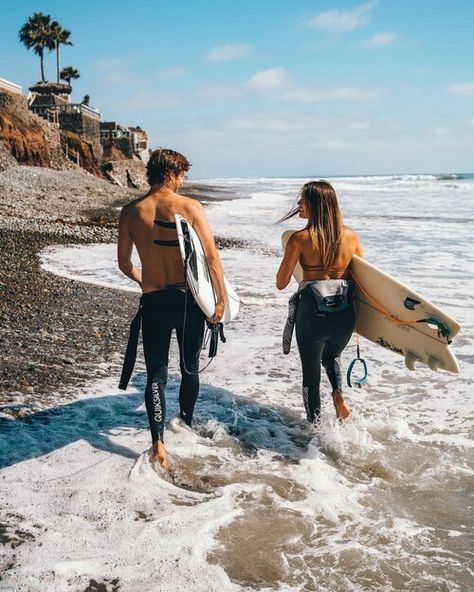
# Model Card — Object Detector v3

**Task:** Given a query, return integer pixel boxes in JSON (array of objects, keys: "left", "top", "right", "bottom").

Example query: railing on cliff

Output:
[
  {"left": 0, "top": 78, "right": 22, "bottom": 95},
  {"left": 30, "top": 103, "right": 102, "bottom": 121}
]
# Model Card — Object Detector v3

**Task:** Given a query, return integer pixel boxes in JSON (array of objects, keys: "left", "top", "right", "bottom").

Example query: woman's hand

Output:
[{"left": 208, "top": 301, "right": 225, "bottom": 324}]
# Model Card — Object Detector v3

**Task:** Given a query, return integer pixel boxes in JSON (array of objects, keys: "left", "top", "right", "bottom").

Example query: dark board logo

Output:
[{"left": 376, "top": 338, "right": 403, "bottom": 355}]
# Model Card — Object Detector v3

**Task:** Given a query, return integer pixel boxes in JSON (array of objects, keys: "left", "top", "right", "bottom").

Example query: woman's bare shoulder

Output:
[
  {"left": 344, "top": 225, "right": 363, "bottom": 255},
  {"left": 344, "top": 226, "right": 360, "bottom": 241},
  {"left": 289, "top": 228, "right": 308, "bottom": 243}
]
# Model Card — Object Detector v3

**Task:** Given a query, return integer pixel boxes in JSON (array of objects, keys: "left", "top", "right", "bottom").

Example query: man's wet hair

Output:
[{"left": 146, "top": 148, "right": 191, "bottom": 186}]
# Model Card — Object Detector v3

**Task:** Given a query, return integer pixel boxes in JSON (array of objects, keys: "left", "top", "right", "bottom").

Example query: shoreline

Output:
[
  {"left": 0, "top": 166, "right": 140, "bottom": 411},
  {"left": 0, "top": 165, "right": 243, "bottom": 412}
]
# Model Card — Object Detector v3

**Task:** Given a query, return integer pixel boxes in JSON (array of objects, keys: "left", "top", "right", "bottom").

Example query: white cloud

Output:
[
  {"left": 183, "top": 111, "right": 355, "bottom": 143},
  {"left": 284, "top": 86, "right": 383, "bottom": 103},
  {"left": 158, "top": 67, "right": 186, "bottom": 80},
  {"left": 194, "top": 83, "right": 243, "bottom": 102},
  {"left": 448, "top": 82, "right": 474, "bottom": 96},
  {"left": 227, "top": 112, "right": 368, "bottom": 138},
  {"left": 245, "top": 68, "right": 290, "bottom": 91},
  {"left": 365, "top": 32, "right": 398, "bottom": 48},
  {"left": 90, "top": 57, "right": 137, "bottom": 86},
  {"left": 101, "top": 72, "right": 132, "bottom": 86},
  {"left": 206, "top": 43, "right": 253, "bottom": 62},
  {"left": 106, "top": 91, "right": 187, "bottom": 111},
  {"left": 92, "top": 57, "right": 129, "bottom": 70},
  {"left": 308, "top": 1, "right": 377, "bottom": 32},
  {"left": 228, "top": 112, "right": 313, "bottom": 133},
  {"left": 348, "top": 121, "right": 370, "bottom": 130},
  {"left": 193, "top": 76, "right": 382, "bottom": 106}
]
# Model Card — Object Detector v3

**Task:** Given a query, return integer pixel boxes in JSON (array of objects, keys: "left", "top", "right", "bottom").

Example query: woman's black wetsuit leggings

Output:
[
  {"left": 295, "top": 289, "right": 355, "bottom": 422},
  {"left": 141, "top": 289, "right": 205, "bottom": 444}
]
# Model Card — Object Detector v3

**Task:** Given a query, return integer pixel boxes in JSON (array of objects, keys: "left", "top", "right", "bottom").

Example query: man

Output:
[{"left": 117, "top": 148, "right": 225, "bottom": 467}]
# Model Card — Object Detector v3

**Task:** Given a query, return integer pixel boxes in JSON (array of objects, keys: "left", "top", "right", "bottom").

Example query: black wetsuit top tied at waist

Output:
[{"left": 118, "top": 302, "right": 143, "bottom": 390}]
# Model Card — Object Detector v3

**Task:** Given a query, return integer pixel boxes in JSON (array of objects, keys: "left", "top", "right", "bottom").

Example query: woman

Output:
[{"left": 276, "top": 181, "right": 363, "bottom": 423}]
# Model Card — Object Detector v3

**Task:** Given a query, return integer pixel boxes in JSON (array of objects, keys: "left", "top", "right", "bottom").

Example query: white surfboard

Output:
[
  {"left": 281, "top": 230, "right": 461, "bottom": 374},
  {"left": 175, "top": 214, "right": 240, "bottom": 323}
]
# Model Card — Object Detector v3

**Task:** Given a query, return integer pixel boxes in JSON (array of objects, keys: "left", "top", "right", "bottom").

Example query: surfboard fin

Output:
[
  {"left": 427, "top": 356, "right": 441, "bottom": 371},
  {"left": 404, "top": 351, "right": 420, "bottom": 371}
]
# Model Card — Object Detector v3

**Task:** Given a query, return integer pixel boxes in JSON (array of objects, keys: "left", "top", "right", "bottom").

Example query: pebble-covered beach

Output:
[
  {"left": 0, "top": 166, "right": 141, "bottom": 412},
  {"left": 0, "top": 165, "right": 244, "bottom": 414}
]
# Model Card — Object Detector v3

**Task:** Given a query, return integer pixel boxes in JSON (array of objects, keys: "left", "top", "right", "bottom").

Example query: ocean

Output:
[{"left": 2, "top": 174, "right": 473, "bottom": 591}]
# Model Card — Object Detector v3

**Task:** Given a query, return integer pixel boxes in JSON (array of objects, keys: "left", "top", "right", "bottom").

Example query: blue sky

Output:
[{"left": 1, "top": 0, "right": 473, "bottom": 177}]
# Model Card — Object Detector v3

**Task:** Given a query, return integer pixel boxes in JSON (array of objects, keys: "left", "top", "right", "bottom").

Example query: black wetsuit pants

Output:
[
  {"left": 141, "top": 289, "right": 205, "bottom": 443},
  {"left": 295, "top": 289, "right": 355, "bottom": 422}
]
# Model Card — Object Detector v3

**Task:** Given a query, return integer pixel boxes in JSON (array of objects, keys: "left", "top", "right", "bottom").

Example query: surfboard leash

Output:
[
  {"left": 347, "top": 333, "right": 368, "bottom": 388},
  {"left": 181, "top": 250, "right": 226, "bottom": 376}
]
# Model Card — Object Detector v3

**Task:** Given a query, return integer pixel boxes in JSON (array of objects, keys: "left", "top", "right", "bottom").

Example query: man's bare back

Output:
[
  {"left": 119, "top": 188, "right": 201, "bottom": 293},
  {"left": 118, "top": 179, "right": 226, "bottom": 321}
]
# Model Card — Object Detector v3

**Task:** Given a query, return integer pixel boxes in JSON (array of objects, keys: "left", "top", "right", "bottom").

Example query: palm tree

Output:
[
  {"left": 60, "top": 66, "right": 80, "bottom": 87},
  {"left": 50, "top": 21, "right": 72, "bottom": 84},
  {"left": 18, "top": 12, "right": 55, "bottom": 82}
]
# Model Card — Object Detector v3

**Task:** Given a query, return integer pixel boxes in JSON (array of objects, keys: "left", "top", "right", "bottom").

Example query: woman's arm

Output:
[
  {"left": 345, "top": 226, "right": 363, "bottom": 258},
  {"left": 353, "top": 230, "right": 363, "bottom": 257},
  {"left": 276, "top": 233, "right": 301, "bottom": 290}
]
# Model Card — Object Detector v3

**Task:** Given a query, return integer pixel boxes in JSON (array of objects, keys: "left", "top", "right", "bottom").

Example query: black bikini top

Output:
[{"left": 153, "top": 219, "right": 179, "bottom": 247}]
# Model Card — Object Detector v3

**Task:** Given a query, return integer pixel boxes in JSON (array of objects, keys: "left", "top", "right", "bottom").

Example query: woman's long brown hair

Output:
[{"left": 279, "top": 180, "right": 344, "bottom": 270}]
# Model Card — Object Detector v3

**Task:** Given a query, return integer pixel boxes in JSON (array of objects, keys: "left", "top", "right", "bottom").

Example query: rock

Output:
[
  {"left": 0, "top": 140, "right": 18, "bottom": 171},
  {"left": 102, "top": 159, "right": 148, "bottom": 189}
]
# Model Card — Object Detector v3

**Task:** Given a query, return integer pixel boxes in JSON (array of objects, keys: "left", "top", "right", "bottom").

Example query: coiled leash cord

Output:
[
  {"left": 181, "top": 252, "right": 226, "bottom": 376},
  {"left": 347, "top": 333, "right": 368, "bottom": 388}
]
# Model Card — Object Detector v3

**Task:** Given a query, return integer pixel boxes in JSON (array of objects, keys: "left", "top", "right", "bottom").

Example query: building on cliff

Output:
[
  {"left": 1, "top": 77, "right": 150, "bottom": 187},
  {"left": 28, "top": 82, "right": 102, "bottom": 152},
  {"left": 100, "top": 122, "right": 149, "bottom": 163},
  {"left": 28, "top": 86, "right": 149, "bottom": 164}
]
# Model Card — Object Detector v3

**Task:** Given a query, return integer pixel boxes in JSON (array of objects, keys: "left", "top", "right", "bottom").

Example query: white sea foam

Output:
[{"left": 3, "top": 174, "right": 473, "bottom": 591}]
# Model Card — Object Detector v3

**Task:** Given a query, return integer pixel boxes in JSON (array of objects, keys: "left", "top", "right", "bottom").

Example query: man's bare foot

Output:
[
  {"left": 333, "top": 390, "right": 351, "bottom": 420},
  {"left": 153, "top": 440, "right": 167, "bottom": 467}
]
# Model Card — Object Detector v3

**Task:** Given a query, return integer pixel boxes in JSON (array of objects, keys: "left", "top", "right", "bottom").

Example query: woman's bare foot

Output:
[
  {"left": 333, "top": 390, "right": 351, "bottom": 420},
  {"left": 153, "top": 440, "right": 167, "bottom": 467}
]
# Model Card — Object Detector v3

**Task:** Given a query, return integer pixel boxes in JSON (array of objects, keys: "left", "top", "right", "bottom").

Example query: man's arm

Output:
[
  {"left": 190, "top": 202, "right": 225, "bottom": 323},
  {"left": 117, "top": 207, "right": 142, "bottom": 286}
]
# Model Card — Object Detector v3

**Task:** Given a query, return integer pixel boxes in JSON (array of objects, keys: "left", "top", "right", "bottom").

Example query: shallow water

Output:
[{"left": 2, "top": 174, "right": 473, "bottom": 591}]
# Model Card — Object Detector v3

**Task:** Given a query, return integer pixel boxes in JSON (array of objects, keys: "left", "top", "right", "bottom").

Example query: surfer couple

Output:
[{"left": 118, "top": 148, "right": 362, "bottom": 467}]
